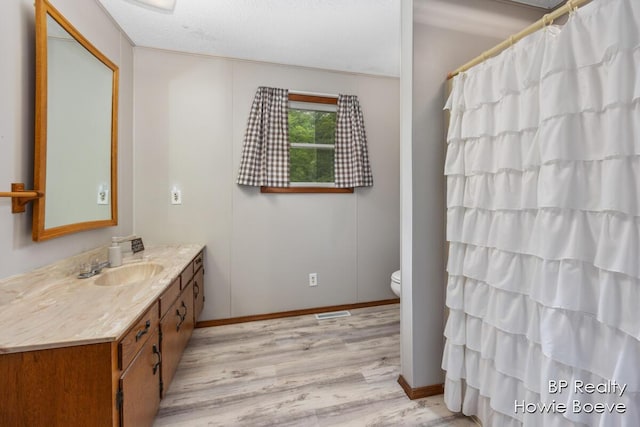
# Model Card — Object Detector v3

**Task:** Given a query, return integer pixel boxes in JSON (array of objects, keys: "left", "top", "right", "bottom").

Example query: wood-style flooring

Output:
[{"left": 154, "top": 304, "right": 476, "bottom": 426}]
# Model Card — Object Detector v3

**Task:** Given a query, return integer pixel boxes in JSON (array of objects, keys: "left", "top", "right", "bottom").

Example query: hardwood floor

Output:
[{"left": 154, "top": 304, "right": 476, "bottom": 426}]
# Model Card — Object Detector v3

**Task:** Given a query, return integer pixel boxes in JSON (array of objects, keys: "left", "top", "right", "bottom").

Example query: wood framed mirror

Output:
[{"left": 33, "top": 0, "right": 118, "bottom": 241}]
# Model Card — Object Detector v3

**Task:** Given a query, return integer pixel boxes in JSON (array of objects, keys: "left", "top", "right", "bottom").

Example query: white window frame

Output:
[{"left": 288, "top": 100, "right": 337, "bottom": 187}]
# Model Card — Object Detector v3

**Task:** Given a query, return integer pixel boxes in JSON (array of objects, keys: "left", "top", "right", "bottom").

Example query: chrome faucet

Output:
[{"left": 78, "top": 260, "right": 110, "bottom": 279}]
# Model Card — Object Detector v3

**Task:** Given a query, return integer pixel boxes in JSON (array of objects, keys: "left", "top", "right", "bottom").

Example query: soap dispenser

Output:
[{"left": 108, "top": 238, "right": 122, "bottom": 267}]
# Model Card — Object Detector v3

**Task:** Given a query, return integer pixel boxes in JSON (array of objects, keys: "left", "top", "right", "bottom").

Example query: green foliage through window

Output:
[
  {"left": 289, "top": 108, "right": 336, "bottom": 183},
  {"left": 290, "top": 147, "right": 334, "bottom": 183}
]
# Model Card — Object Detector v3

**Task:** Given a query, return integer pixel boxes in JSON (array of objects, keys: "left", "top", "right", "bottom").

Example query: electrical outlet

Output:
[
  {"left": 171, "top": 187, "right": 182, "bottom": 205},
  {"left": 97, "top": 188, "right": 109, "bottom": 205},
  {"left": 309, "top": 273, "right": 318, "bottom": 287}
]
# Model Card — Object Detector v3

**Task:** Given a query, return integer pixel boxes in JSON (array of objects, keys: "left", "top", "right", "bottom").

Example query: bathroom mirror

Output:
[{"left": 32, "top": 0, "right": 118, "bottom": 241}]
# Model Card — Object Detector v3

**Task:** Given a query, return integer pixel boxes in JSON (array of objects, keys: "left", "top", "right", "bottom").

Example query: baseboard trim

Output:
[
  {"left": 397, "top": 375, "right": 444, "bottom": 400},
  {"left": 196, "top": 298, "right": 400, "bottom": 328}
]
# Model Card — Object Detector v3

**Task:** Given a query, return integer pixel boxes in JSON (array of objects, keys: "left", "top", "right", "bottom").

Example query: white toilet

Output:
[{"left": 390, "top": 270, "right": 401, "bottom": 297}]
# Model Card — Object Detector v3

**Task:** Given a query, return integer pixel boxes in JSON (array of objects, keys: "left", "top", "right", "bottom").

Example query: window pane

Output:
[
  {"left": 290, "top": 147, "right": 334, "bottom": 183},
  {"left": 288, "top": 109, "right": 336, "bottom": 145}
]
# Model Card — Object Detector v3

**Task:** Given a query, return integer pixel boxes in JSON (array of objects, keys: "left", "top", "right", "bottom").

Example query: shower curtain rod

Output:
[{"left": 446, "top": 0, "right": 591, "bottom": 80}]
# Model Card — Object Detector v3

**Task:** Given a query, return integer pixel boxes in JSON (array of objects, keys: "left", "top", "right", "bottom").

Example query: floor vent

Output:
[{"left": 315, "top": 310, "right": 351, "bottom": 320}]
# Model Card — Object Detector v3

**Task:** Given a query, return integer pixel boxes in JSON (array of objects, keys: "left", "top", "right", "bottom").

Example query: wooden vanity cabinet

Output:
[
  {"left": 0, "top": 341, "right": 117, "bottom": 426},
  {"left": 0, "top": 250, "right": 205, "bottom": 427},
  {"left": 160, "top": 280, "right": 194, "bottom": 397},
  {"left": 0, "top": 303, "right": 160, "bottom": 427},
  {"left": 158, "top": 250, "right": 204, "bottom": 397}
]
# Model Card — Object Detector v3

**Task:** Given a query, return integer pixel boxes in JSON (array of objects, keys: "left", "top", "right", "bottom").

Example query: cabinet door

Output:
[
  {"left": 119, "top": 329, "right": 161, "bottom": 427},
  {"left": 160, "top": 281, "right": 195, "bottom": 397},
  {"left": 193, "top": 266, "right": 204, "bottom": 322}
]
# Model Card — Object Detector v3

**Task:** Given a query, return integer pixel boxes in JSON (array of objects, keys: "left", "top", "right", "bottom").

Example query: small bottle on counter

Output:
[{"left": 108, "top": 239, "right": 122, "bottom": 267}]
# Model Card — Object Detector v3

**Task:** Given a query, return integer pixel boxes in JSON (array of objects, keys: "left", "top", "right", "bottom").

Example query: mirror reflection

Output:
[
  {"left": 45, "top": 15, "right": 113, "bottom": 229},
  {"left": 33, "top": 0, "right": 119, "bottom": 241}
]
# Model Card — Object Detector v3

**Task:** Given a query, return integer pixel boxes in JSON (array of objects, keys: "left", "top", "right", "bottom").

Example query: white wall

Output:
[
  {"left": 133, "top": 49, "right": 400, "bottom": 320},
  {"left": 0, "top": 0, "right": 134, "bottom": 278},
  {"left": 401, "top": 0, "right": 543, "bottom": 389}
]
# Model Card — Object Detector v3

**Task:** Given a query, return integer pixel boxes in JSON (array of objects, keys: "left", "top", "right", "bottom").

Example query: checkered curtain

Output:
[
  {"left": 335, "top": 95, "right": 373, "bottom": 188},
  {"left": 237, "top": 87, "right": 290, "bottom": 187}
]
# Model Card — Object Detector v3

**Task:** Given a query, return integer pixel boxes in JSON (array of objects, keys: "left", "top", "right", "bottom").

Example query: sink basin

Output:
[{"left": 93, "top": 263, "right": 164, "bottom": 286}]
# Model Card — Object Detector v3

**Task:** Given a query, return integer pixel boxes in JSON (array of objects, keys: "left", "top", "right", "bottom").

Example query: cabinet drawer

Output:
[
  {"left": 159, "top": 277, "right": 181, "bottom": 318},
  {"left": 119, "top": 301, "right": 159, "bottom": 370}
]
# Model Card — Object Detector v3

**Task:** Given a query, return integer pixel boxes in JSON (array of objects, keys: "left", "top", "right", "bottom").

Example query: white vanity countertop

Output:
[{"left": 0, "top": 244, "right": 204, "bottom": 354}]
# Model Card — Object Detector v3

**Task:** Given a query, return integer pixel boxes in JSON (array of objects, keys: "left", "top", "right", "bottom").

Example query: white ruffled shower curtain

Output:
[{"left": 442, "top": 0, "right": 640, "bottom": 425}]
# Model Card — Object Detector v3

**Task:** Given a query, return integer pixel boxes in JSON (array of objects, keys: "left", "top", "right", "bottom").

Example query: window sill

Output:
[{"left": 260, "top": 186, "right": 353, "bottom": 194}]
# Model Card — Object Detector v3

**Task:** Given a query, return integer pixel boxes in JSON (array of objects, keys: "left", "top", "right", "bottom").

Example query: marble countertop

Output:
[{"left": 0, "top": 244, "right": 204, "bottom": 354}]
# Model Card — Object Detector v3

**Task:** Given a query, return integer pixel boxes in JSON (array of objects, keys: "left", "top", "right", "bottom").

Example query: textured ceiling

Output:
[{"left": 97, "top": 0, "right": 401, "bottom": 77}]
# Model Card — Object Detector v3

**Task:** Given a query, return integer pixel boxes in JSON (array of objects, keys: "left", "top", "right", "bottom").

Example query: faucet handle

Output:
[{"left": 79, "top": 262, "right": 92, "bottom": 275}]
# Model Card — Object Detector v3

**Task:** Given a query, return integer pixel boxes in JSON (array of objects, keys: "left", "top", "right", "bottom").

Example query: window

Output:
[
  {"left": 260, "top": 93, "right": 353, "bottom": 194},
  {"left": 289, "top": 99, "right": 336, "bottom": 184}
]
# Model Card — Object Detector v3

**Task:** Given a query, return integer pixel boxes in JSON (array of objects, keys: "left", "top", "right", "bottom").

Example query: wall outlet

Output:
[
  {"left": 171, "top": 188, "right": 182, "bottom": 205},
  {"left": 97, "top": 188, "right": 109, "bottom": 205},
  {"left": 309, "top": 273, "right": 318, "bottom": 287}
]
